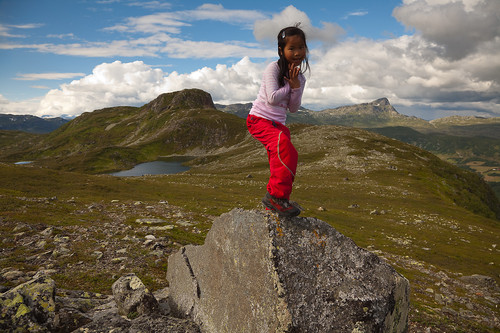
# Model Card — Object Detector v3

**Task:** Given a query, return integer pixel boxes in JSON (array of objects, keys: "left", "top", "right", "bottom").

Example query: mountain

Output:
[
  {"left": 0, "top": 114, "right": 69, "bottom": 133},
  {"left": 216, "top": 97, "right": 431, "bottom": 128},
  {"left": 4, "top": 89, "right": 246, "bottom": 173}
]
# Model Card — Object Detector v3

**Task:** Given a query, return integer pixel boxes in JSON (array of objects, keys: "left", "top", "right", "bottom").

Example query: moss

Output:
[{"left": 15, "top": 304, "right": 30, "bottom": 318}]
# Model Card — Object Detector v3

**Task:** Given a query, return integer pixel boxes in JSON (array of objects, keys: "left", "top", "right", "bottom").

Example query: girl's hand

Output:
[{"left": 284, "top": 63, "right": 301, "bottom": 89}]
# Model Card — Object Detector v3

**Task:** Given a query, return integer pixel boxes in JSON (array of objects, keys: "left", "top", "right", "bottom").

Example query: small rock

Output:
[
  {"left": 36, "top": 240, "right": 47, "bottom": 248},
  {"left": 40, "top": 227, "right": 54, "bottom": 237},
  {"left": 150, "top": 225, "right": 175, "bottom": 231},
  {"left": 116, "top": 248, "right": 128, "bottom": 255},
  {"left": 112, "top": 273, "right": 159, "bottom": 317},
  {"left": 2, "top": 270, "right": 25, "bottom": 281},
  {"left": 246, "top": 174, "right": 253, "bottom": 178},
  {"left": 135, "top": 218, "right": 167, "bottom": 225},
  {"left": 370, "top": 209, "right": 381, "bottom": 215},
  {"left": 459, "top": 274, "right": 497, "bottom": 289},
  {"left": 92, "top": 251, "right": 103, "bottom": 260},
  {"left": 145, "top": 235, "right": 156, "bottom": 240},
  {"left": 348, "top": 204, "right": 360, "bottom": 209},
  {"left": 317, "top": 206, "right": 326, "bottom": 212},
  {"left": 177, "top": 221, "right": 194, "bottom": 227},
  {"left": 112, "top": 257, "right": 128, "bottom": 264}
]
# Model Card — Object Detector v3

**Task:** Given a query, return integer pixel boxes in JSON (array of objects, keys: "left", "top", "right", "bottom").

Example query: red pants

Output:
[{"left": 247, "top": 115, "right": 298, "bottom": 200}]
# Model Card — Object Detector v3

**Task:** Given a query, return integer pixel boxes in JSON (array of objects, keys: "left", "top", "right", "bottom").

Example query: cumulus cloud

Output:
[
  {"left": 304, "top": 34, "right": 499, "bottom": 117},
  {"left": 30, "top": 59, "right": 264, "bottom": 117},
  {"left": 0, "top": 94, "right": 42, "bottom": 116},
  {"left": 254, "top": 5, "right": 344, "bottom": 45},
  {"left": 393, "top": 0, "right": 500, "bottom": 59}
]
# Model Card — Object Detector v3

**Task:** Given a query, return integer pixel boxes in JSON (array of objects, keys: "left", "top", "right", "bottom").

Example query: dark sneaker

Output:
[{"left": 262, "top": 192, "right": 301, "bottom": 217}]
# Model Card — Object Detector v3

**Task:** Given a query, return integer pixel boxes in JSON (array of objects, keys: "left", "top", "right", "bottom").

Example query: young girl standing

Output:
[{"left": 247, "top": 25, "right": 309, "bottom": 217}]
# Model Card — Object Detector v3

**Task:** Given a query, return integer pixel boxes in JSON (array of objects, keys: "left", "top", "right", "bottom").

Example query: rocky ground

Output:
[
  {"left": 1, "top": 195, "right": 498, "bottom": 332},
  {"left": 0, "top": 195, "right": 213, "bottom": 293}
]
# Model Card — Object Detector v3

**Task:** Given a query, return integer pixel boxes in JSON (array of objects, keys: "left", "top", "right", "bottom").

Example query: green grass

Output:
[{"left": 1, "top": 121, "right": 499, "bottom": 331}]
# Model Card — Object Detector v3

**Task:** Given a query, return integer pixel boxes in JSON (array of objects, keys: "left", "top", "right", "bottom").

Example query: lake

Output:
[{"left": 110, "top": 160, "right": 190, "bottom": 177}]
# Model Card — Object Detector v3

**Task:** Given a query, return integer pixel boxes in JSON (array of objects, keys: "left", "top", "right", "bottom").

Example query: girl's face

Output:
[{"left": 281, "top": 35, "right": 306, "bottom": 67}]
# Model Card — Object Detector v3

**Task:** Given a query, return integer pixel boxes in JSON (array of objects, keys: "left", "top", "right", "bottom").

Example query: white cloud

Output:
[
  {"left": 181, "top": 4, "right": 266, "bottom": 27},
  {"left": 253, "top": 5, "right": 344, "bottom": 45},
  {"left": 14, "top": 72, "right": 85, "bottom": 81},
  {"left": 31, "top": 59, "right": 264, "bottom": 117},
  {"left": 104, "top": 13, "right": 188, "bottom": 34},
  {"left": 304, "top": 34, "right": 499, "bottom": 116},
  {"left": 46, "top": 33, "right": 76, "bottom": 39},
  {"left": 3, "top": 33, "right": 499, "bottom": 119},
  {"left": 0, "top": 23, "right": 43, "bottom": 38},
  {"left": 128, "top": 1, "right": 172, "bottom": 10},
  {"left": 104, "top": 4, "right": 266, "bottom": 34},
  {"left": 1, "top": 33, "right": 272, "bottom": 60},
  {"left": 0, "top": 94, "right": 42, "bottom": 116},
  {"left": 393, "top": 0, "right": 500, "bottom": 59},
  {"left": 342, "top": 11, "right": 369, "bottom": 19}
]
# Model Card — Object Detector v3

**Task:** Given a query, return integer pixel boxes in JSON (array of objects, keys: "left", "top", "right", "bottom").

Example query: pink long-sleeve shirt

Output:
[{"left": 249, "top": 61, "right": 306, "bottom": 125}]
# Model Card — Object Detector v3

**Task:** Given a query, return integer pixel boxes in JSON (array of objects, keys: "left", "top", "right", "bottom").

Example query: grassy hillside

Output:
[
  {"left": 1, "top": 89, "right": 246, "bottom": 173},
  {"left": 1, "top": 125, "right": 499, "bottom": 331},
  {"left": 1, "top": 91, "right": 499, "bottom": 332}
]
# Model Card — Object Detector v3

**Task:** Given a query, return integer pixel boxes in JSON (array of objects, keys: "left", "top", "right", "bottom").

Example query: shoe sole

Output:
[{"left": 262, "top": 200, "right": 300, "bottom": 218}]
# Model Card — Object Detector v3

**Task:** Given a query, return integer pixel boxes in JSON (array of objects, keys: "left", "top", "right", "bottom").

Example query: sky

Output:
[{"left": 0, "top": 0, "right": 499, "bottom": 120}]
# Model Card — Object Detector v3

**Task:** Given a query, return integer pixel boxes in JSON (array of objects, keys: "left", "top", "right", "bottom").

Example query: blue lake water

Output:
[{"left": 110, "top": 160, "right": 190, "bottom": 177}]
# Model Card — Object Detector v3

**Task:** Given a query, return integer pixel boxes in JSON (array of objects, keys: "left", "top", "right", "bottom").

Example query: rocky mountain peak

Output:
[
  {"left": 372, "top": 97, "right": 390, "bottom": 106},
  {"left": 145, "top": 89, "right": 215, "bottom": 114}
]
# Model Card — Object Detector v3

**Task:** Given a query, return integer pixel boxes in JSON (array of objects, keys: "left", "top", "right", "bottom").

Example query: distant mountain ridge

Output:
[
  {"left": 0, "top": 114, "right": 69, "bottom": 133},
  {"left": 217, "top": 98, "right": 500, "bottom": 137}
]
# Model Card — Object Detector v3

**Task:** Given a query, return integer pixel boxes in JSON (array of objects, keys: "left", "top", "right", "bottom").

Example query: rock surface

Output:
[
  {"left": 0, "top": 272, "right": 56, "bottom": 332},
  {"left": 167, "top": 208, "right": 410, "bottom": 333},
  {"left": 112, "top": 273, "right": 159, "bottom": 317}
]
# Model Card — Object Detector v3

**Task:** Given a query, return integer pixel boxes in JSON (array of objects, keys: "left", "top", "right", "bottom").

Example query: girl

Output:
[{"left": 246, "top": 25, "right": 309, "bottom": 217}]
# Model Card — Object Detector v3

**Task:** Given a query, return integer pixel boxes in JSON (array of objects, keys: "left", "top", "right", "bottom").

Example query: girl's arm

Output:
[{"left": 263, "top": 63, "right": 291, "bottom": 106}]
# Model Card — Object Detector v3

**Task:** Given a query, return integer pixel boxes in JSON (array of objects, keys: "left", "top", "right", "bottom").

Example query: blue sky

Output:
[{"left": 0, "top": 0, "right": 499, "bottom": 119}]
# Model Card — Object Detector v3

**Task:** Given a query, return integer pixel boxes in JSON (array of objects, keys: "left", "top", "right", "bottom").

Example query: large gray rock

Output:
[
  {"left": 167, "top": 209, "right": 409, "bottom": 333},
  {"left": 0, "top": 273, "right": 56, "bottom": 332}
]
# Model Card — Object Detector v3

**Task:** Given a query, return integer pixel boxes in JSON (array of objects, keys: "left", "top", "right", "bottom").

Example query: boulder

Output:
[
  {"left": 167, "top": 208, "right": 409, "bottom": 333},
  {"left": 111, "top": 273, "right": 159, "bottom": 317},
  {"left": 0, "top": 273, "right": 56, "bottom": 332}
]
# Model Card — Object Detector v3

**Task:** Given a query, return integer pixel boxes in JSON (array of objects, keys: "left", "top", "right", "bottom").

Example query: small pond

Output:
[{"left": 110, "top": 159, "right": 191, "bottom": 177}]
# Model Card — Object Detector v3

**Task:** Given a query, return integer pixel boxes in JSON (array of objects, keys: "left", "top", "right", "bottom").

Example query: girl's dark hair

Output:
[{"left": 277, "top": 24, "right": 310, "bottom": 87}]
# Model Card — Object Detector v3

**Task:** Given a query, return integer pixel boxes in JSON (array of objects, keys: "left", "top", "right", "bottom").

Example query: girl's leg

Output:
[{"left": 246, "top": 116, "right": 298, "bottom": 199}]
